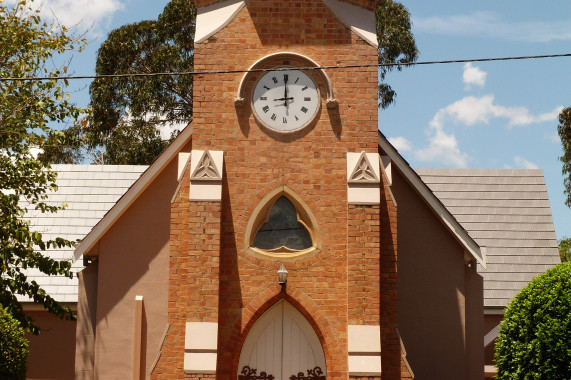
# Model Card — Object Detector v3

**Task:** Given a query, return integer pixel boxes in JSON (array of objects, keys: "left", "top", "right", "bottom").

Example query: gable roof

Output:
[
  {"left": 416, "top": 169, "right": 560, "bottom": 308},
  {"left": 21, "top": 164, "right": 146, "bottom": 303},
  {"left": 378, "top": 133, "right": 486, "bottom": 267},
  {"left": 73, "top": 124, "right": 193, "bottom": 261}
]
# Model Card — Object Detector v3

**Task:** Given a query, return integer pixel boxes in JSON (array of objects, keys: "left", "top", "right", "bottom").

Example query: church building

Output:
[{"left": 72, "top": 1, "right": 487, "bottom": 379}]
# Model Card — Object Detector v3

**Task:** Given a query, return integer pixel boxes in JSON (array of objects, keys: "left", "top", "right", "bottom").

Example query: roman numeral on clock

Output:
[
  {"left": 264, "top": 85, "right": 270, "bottom": 90},
  {"left": 262, "top": 105, "right": 270, "bottom": 113},
  {"left": 304, "top": 97, "right": 311, "bottom": 101},
  {"left": 302, "top": 86, "right": 308, "bottom": 91},
  {"left": 283, "top": 117, "right": 287, "bottom": 124},
  {"left": 272, "top": 77, "right": 278, "bottom": 84},
  {"left": 260, "top": 97, "right": 267, "bottom": 101},
  {"left": 271, "top": 114, "right": 277, "bottom": 121},
  {"left": 301, "top": 106, "right": 308, "bottom": 113}
]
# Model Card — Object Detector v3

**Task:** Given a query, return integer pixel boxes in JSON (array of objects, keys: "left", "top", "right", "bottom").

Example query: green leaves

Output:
[
  {"left": 558, "top": 237, "right": 571, "bottom": 263},
  {"left": 558, "top": 107, "right": 571, "bottom": 207},
  {"left": 496, "top": 262, "right": 571, "bottom": 379},
  {"left": 83, "top": 0, "right": 195, "bottom": 165},
  {"left": 376, "top": 0, "right": 418, "bottom": 109},
  {"left": 0, "top": 306, "right": 28, "bottom": 379},
  {"left": 1, "top": 0, "right": 81, "bottom": 333}
]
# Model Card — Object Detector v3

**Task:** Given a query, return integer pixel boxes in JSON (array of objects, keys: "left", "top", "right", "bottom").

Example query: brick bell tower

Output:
[{"left": 152, "top": 0, "right": 406, "bottom": 379}]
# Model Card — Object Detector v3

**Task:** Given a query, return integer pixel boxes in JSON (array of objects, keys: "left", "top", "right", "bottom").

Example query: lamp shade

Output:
[{"left": 277, "top": 263, "right": 288, "bottom": 285}]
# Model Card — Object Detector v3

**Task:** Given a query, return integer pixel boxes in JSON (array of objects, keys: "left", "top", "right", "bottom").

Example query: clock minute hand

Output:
[{"left": 273, "top": 97, "right": 294, "bottom": 101}]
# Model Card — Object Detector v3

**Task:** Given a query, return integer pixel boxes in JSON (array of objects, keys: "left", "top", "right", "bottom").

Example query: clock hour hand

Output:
[
  {"left": 273, "top": 97, "right": 294, "bottom": 102},
  {"left": 284, "top": 74, "right": 288, "bottom": 102}
]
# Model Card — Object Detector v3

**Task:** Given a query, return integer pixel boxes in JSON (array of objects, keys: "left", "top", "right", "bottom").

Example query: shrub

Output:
[
  {"left": 496, "top": 261, "right": 571, "bottom": 379},
  {"left": 0, "top": 307, "right": 28, "bottom": 380}
]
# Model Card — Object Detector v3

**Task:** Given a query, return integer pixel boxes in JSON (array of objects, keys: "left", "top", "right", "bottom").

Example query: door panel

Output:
[{"left": 238, "top": 301, "right": 326, "bottom": 380}]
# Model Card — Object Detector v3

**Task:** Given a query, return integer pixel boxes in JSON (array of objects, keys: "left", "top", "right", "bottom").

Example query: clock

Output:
[{"left": 252, "top": 69, "right": 320, "bottom": 132}]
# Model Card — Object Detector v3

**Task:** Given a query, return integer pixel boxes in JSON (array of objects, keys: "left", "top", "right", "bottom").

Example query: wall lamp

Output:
[{"left": 278, "top": 263, "right": 288, "bottom": 291}]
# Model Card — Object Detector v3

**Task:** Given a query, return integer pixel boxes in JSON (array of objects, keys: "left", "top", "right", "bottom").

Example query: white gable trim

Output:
[
  {"left": 195, "top": 0, "right": 246, "bottom": 44},
  {"left": 322, "top": 0, "right": 378, "bottom": 48},
  {"left": 74, "top": 124, "right": 193, "bottom": 261},
  {"left": 377, "top": 133, "right": 486, "bottom": 267}
]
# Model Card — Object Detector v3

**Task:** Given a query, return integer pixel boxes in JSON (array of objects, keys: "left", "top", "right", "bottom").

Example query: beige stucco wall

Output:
[
  {"left": 392, "top": 168, "right": 484, "bottom": 379},
  {"left": 465, "top": 265, "right": 484, "bottom": 380},
  {"left": 75, "top": 261, "right": 99, "bottom": 379},
  {"left": 81, "top": 157, "right": 180, "bottom": 379},
  {"left": 26, "top": 310, "right": 76, "bottom": 380}
]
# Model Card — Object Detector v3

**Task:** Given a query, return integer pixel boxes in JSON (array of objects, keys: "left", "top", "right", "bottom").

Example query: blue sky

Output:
[{"left": 24, "top": 0, "right": 571, "bottom": 239}]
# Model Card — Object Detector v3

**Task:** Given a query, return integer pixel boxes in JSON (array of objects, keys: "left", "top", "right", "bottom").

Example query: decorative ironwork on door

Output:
[
  {"left": 289, "top": 367, "right": 326, "bottom": 380},
  {"left": 239, "top": 366, "right": 275, "bottom": 380}
]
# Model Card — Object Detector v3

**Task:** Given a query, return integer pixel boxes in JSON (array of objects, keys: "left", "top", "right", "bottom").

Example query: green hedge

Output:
[
  {"left": 496, "top": 261, "right": 571, "bottom": 379},
  {"left": 0, "top": 307, "right": 28, "bottom": 380}
]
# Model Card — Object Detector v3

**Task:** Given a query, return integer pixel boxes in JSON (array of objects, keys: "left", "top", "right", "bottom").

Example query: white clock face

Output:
[{"left": 252, "top": 69, "right": 320, "bottom": 132}]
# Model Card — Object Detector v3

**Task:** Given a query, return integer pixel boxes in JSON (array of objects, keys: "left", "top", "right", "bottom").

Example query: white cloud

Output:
[
  {"left": 11, "top": 0, "right": 123, "bottom": 30},
  {"left": 513, "top": 156, "right": 539, "bottom": 169},
  {"left": 388, "top": 136, "right": 413, "bottom": 152},
  {"left": 550, "top": 132, "right": 561, "bottom": 144},
  {"left": 414, "top": 123, "right": 469, "bottom": 168},
  {"left": 430, "top": 95, "right": 562, "bottom": 129},
  {"left": 413, "top": 11, "right": 571, "bottom": 43},
  {"left": 463, "top": 63, "right": 487, "bottom": 88},
  {"left": 536, "top": 106, "right": 565, "bottom": 123},
  {"left": 413, "top": 96, "right": 561, "bottom": 167},
  {"left": 159, "top": 120, "right": 188, "bottom": 141}
]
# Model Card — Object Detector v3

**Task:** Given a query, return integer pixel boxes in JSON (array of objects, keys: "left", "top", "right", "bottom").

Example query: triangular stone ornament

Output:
[
  {"left": 190, "top": 149, "right": 222, "bottom": 181},
  {"left": 348, "top": 151, "right": 380, "bottom": 183}
]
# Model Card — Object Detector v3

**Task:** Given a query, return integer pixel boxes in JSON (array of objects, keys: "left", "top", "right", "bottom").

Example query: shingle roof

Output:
[
  {"left": 21, "top": 164, "right": 560, "bottom": 309},
  {"left": 416, "top": 169, "right": 560, "bottom": 308},
  {"left": 20, "top": 164, "right": 146, "bottom": 303}
]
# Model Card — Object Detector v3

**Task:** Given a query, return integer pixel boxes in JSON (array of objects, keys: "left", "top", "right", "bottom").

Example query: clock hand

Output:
[
  {"left": 273, "top": 97, "right": 294, "bottom": 101},
  {"left": 284, "top": 74, "right": 288, "bottom": 102}
]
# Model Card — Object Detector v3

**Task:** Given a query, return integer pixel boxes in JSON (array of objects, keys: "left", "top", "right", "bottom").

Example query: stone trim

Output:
[
  {"left": 189, "top": 149, "right": 224, "bottom": 201},
  {"left": 183, "top": 313, "right": 219, "bottom": 374},
  {"left": 195, "top": 0, "right": 246, "bottom": 44},
  {"left": 348, "top": 325, "right": 382, "bottom": 376},
  {"left": 347, "top": 152, "right": 381, "bottom": 205}
]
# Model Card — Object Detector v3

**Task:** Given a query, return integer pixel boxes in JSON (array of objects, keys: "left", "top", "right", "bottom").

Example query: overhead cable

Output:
[{"left": 1, "top": 53, "right": 570, "bottom": 82}]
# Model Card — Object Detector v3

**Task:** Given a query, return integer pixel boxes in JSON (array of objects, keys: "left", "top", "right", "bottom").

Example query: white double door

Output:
[{"left": 238, "top": 301, "right": 326, "bottom": 379}]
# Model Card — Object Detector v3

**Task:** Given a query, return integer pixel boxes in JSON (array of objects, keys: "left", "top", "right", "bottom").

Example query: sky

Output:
[{"left": 18, "top": 0, "right": 571, "bottom": 239}]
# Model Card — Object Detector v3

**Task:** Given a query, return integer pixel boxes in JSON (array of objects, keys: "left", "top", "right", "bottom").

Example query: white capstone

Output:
[
  {"left": 185, "top": 322, "right": 218, "bottom": 351},
  {"left": 348, "top": 355, "right": 382, "bottom": 376},
  {"left": 184, "top": 352, "right": 217, "bottom": 374},
  {"left": 348, "top": 325, "right": 381, "bottom": 353}
]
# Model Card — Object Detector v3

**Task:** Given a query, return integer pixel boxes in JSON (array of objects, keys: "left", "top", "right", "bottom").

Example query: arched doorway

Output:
[{"left": 238, "top": 301, "right": 326, "bottom": 379}]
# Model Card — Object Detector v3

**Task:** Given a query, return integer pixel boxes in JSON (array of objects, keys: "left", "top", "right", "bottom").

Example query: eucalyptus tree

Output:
[{"left": 57, "top": 0, "right": 416, "bottom": 165}]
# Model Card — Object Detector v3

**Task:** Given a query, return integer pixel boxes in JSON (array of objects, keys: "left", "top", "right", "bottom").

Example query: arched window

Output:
[
  {"left": 253, "top": 196, "right": 312, "bottom": 251},
  {"left": 245, "top": 187, "right": 321, "bottom": 260}
]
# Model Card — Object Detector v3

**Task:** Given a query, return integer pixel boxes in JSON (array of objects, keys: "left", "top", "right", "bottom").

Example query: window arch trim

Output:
[{"left": 244, "top": 186, "right": 322, "bottom": 261}]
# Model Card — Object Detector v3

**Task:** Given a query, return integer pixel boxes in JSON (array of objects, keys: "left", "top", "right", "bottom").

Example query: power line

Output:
[{"left": 1, "top": 53, "right": 570, "bottom": 82}]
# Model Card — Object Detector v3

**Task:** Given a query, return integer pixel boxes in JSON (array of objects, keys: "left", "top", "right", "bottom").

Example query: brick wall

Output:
[{"left": 155, "top": 1, "right": 406, "bottom": 378}]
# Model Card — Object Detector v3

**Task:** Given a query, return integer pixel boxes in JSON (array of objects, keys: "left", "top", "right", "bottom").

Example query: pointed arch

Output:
[
  {"left": 226, "top": 283, "right": 339, "bottom": 380},
  {"left": 237, "top": 300, "right": 326, "bottom": 380},
  {"left": 244, "top": 186, "right": 322, "bottom": 261}
]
